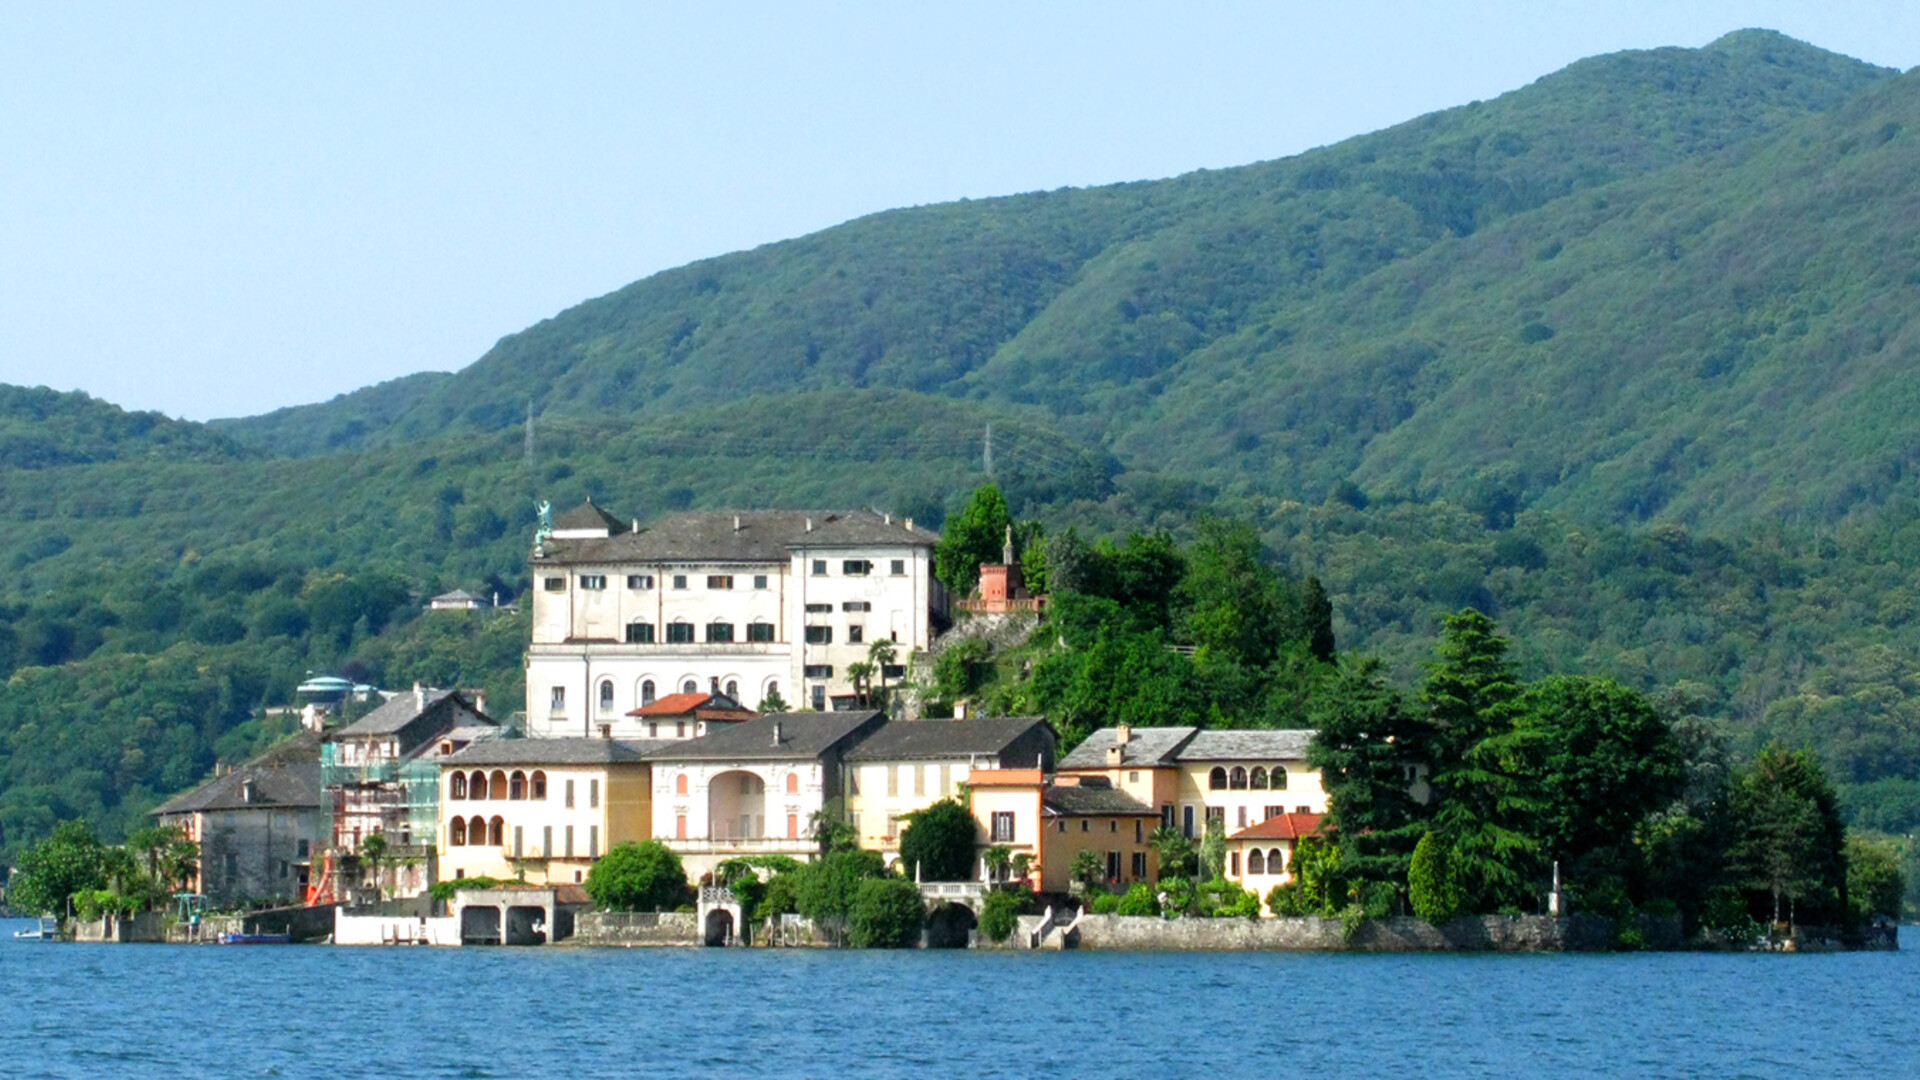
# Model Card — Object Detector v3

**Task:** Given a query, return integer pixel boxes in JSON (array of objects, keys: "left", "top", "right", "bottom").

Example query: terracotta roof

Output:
[
  {"left": 1228, "top": 812, "right": 1325, "bottom": 841},
  {"left": 537, "top": 509, "right": 937, "bottom": 565},
  {"left": 629, "top": 691, "right": 753, "bottom": 719}
]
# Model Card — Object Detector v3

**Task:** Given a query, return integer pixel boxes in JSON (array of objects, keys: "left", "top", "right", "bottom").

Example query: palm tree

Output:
[
  {"left": 1150, "top": 826, "right": 1194, "bottom": 881},
  {"left": 867, "top": 638, "right": 898, "bottom": 709},
  {"left": 359, "top": 833, "right": 389, "bottom": 902},
  {"left": 845, "top": 662, "right": 876, "bottom": 707},
  {"left": 1069, "top": 849, "right": 1107, "bottom": 895}
]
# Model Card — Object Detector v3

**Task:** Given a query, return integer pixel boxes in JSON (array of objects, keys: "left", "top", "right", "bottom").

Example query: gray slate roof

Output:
[
  {"left": 1176, "top": 729, "right": 1315, "bottom": 762},
  {"left": 445, "top": 737, "right": 655, "bottom": 766},
  {"left": 645, "top": 710, "right": 886, "bottom": 762},
  {"left": 538, "top": 510, "right": 937, "bottom": 565},
  {"left": 334, "top": 689, "right": 493, "bottom": 739},
  {"left": 554, "top": 500, "right": 629, "bottom": 533},
  {"left": 1057, "top": 726, "right": 1199, "bottom": 770},
  {"left": 152, "top": 733, "right": 324, "bottom": 815},
  {"left": 844, "top": 717, "right": 1052, "bottom": 763},
  {"left": 1043, "top": 785, "right": 1156, "bottom": 817}
]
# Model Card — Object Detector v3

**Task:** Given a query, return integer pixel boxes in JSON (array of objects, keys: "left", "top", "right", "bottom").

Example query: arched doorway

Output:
[
  {"left": 707, "top": 770, "right": 766, "bottom": 840},
  {"left": 703, "top": 908, "right": 734, "bottom": 947},
  {"left": 924, "top": 902, "right": 976, "bottom": 948}
]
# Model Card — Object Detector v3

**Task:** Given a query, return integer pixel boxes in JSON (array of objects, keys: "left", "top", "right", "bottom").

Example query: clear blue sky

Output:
[{"left": 3, "top": 2, "right": 1916, "bottom": 421}]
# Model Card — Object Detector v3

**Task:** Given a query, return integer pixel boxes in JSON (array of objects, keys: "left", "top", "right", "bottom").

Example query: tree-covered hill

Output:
[
  {"left": 214, "top": 30, "right": 1915, "bottom": 529},
  {"left": 0, "top": 386, "right": 242, "bottom": 470}
]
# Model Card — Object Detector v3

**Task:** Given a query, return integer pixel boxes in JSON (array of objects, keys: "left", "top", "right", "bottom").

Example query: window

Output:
[
  {"left": 676, "top": 720, "right": 686, "bottom": 737},
  {"left": 1135, "top": 820, "right": 1144, "bottom": 842},
  {"left": 788, "top": 814, "right": 798, "bottom": 839},
  {"left": 841, "top": 601, "right": 871, "bottom": 612},
  {"left": 1081, "top": 819, "right": 1090, "bottom": 832},
  {"left": 747, "top": 622, "right": 774, "bottom": 643},
  {"left": 804, "top": 664, "right": 833, "bottom": 679},
  {"left": 890, "top": 559, "right": 905, "bottom": 576},
  {"left": 1249, "top": 766, "right": 1269, "bottom": 790},
  {"left": 991, "top": 811, "right": 1016, "bottom": 842},
  {"left": 1230, "top": 766, "right": 1248, "bottom": 790},
  {"left": 811, "top": 685, "right": 826, "bottom": 710},
  {"left": 805, "top": 625, "right": 833, "bottom": 644},
  {"left": 1106, "top": 851, "right": 1121, "bottom": 881},
  {"left": 590, "top": 779, "right": 600, "bottom": 808},
  {"left": 753, "top": 574, "right": 769, "bottom": 589},
  {"left": 599, "top": 680, "right": 614, "bottom": 711},
  {"left": 726, "top": 680, "right": 738, "bottom": 699},
  {"left": 488, "top": 816, "right": 504, "bottom": 846},
  {"left": 672, "top": 574, "right": 688, "bottom": 590},
  {"left": 1182, "top": 805, "right": 1194, "bottom": 838},
  {"left": 707, "top": 575, "right": 734, "bottom": 590},
  {"left": 1272, "top": 768, "right": 1288, "bottom": 790},
  {"left": 641, "top": 680, "right": 656, "bottom": 706},
  {"left": 1248, "top": 849, "right": 1266, "bottom": 874},
  {"left": 1269, "top": 848, "right": 1284, "bottom": 873},
  {"left": 1230, "top": 851, "right": 1241, "bottom": 876},
  {"left": 565, "top": 780, "right": 575, "bottom": 808},
  {"left": 513, "top": 826, "right": 523, "bottom": 858},
  {"left": 531, "top": 771, "right": 547, "bottom": 800},
  {"left": 666, "top": 622, "right": 695, "bottom": 644},
  {"left": 1109, "top": 820, "right": 1118, "bottom": 833},
  {"left": 579, "top": 575, "right": 607, "bottom": 590},
  {"left": 675, "top": 774, "right": 688, "bottom": 795},
  {"left": 1057, "top": 820, "right": 1066, "bottom": 833},
  {"left": 887, "top": 766, "right": 899, "bottom": 797},
  {"left": 1236, "top": 806, "right": 1247, "bottom": 827},
  {"left": 848, "top": 625, "right": 864, "bottom": 644},
  {"left": 565, "top": 826, "right": 575, "bottom": 858},
  {"left": 805, "top": 602, "right": 832, "bottom": 613},
  {"left": 648, "top": 722, "right": 658, "bottom": 737},
  {"left": 627, "top": 574, "right": 654, "bottom": 590},
  {"left": 681, "top": 680, "right": 697, "bottom": 694},
  {"left": 1208, "top": 767, "right": 1227, "bottom": 790},
  {"left": 297, "top": 839, "right": 309, "bottom": 858},
  {"left": 1296, "top": 805, "right": 1310, "bottom": 814},
  {"left": 471, "top": 771, "right": 489, "bottom": 799},
  {"left": 1129, "top": 771, "right": 1140, "bottom": 783},
  {"left": 706, "top": 622, "right": 735, "bottom": 643},
  {"left": 450, "top": 818, "right": 467, "bottom": 845},
  {"left": 1206, "top": 806, "right": 1225, "bottom": 827},
  {"left": 1265, "top": 805, "right": 1283, "bottom": 821},
  {"left": 543, "top": 576, "right": 565, "bottom": 592},
  {"left": 1132, "top": 852, "right": 1148, "bottom": 878},
  {"left": 509, "top": 771, "right": 526, "bottom": 800},
  {"left": 882, "top": 664, "right": 905, "bottom": 679},
  {"left": 625, "top": 622, "right": 655, "bottom": 644},
  {"left": 842, "top": 560, "right": 871, "bottom": 576},
  {"left": 786, "top": 773, "right": 799, "bottom": 794},
  {"left": 589, "top": 826, "right": 599, "bottom": 858},
  {"left": 550, "top": 686, "right": 566, "bottom": 713},
  {"left": 811, "top": 559, "right": 827, "bottom": 576},
  {"left": 1161, "top": 804, "right": 1175, "bottom": 830},
  {"left": 912, "top": 765, "right": 925, "bottom": 797},
  {"left": 675, "top": 814, "right": 687, "bottom": 840},
  {"left": 763, "top": 681, "right": 780, "bottom": 707},
  {"left": 450, "top": 773, "right": 467, "bottom": 799},
  {"left": 543, "top": 826, "right": 552, "bottom": 859}
]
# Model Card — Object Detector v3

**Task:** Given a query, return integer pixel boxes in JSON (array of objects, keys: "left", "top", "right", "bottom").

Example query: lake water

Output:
[{"left": 3, "top": 918, "right": 1917, "bottom": 1079}]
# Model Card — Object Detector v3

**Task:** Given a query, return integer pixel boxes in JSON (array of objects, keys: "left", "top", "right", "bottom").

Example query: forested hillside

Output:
[{"left": 6, "top": 30, "right": 1920, "bottom": 865}]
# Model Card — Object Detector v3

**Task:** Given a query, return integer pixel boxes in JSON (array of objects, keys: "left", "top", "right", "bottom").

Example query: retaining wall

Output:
[
  {"left": 1068, "top": 914, "right": 1644, "bottom": 952},
  {"left": 571, "top": 911, "right": 700, "bottom": 947}
]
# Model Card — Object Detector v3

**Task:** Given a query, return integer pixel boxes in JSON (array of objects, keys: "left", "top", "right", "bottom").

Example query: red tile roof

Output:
[
  {"left": 1228, "top": 812, "right": 1325, "bottom": 841},
  {"left": 628, "top": 692, "right": 754, "bottom": 719}
]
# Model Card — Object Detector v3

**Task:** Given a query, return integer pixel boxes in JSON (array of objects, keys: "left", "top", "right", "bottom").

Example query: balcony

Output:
[{"left": 666, "top": 836, "right": 817, "bottom": 855}]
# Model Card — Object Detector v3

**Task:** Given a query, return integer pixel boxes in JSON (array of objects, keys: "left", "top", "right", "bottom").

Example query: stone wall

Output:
[
  {"left": 72, "top": 912, "right": 168, "bottom": 943},
  {"left": 1068, "top": 914, "right": 1632, "bottom": 952},
  {"left": 571, "top": 910, "right": 699, "bottom": 947}
]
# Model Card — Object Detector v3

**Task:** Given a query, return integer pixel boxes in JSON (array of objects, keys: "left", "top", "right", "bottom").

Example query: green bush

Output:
[
  {"left": 1090, "top": 892, "right": 1120, "bottom": 914},
  {"left": 584, "top": 841, "right": 690, "bottom": 912},
  {"left": 428, "top": 875, "right": 510, "bottom": 903},
  {"left": 978, "top": 888, "right": 1025, "bottom": 942},
  {"left": 847, "top": 877, "right": 925, "bottom": 948},
  {"left": 1116, "top": 882, "right": 1159, "bottom": 916},
  {"left": 898, "top": 799, "right": 978, "bottom": 882},
  {"left": 1408, "top": 831, "right": 1462, "bottom": 923}
]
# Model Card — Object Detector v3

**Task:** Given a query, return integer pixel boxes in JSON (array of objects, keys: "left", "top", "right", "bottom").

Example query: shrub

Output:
[
  {"left": 757, "top": 873, "right": 801, "bottom": 922},
  {"left": 1408, "top": 831, "right": 1462, "bottom": 923},
  {"left": 847, "top": 877, "right": 925, "bottom": 948},
  {"left": 428, "top": 876, "right": 510, "bottom": 903},
  {"left": 898, "top": 799, "right": 977, "bottom": 882},
  {"left": 584, "top": 841, "right": 690, "bottom": 912},
  {"left": 1090, "top": 892, "right": 1120, "bottom": 914},
  {"left": 1116, "top": 882, "right": 1159, "bottom": 916},
  {"left": 979, "top": 888, "right": 1025, "bottom": 942},
  {"left": 1158, "top": 875, "right": 1194, "bottom": 916}
]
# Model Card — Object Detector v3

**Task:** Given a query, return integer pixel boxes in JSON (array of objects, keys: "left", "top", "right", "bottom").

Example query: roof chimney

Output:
[
  {"left": 1116, "top": 724, "right": 1132, "bottom": 745},
  {"left": 241, "top": 779, "right": 257, "bottom": 804},
  {"left": 772, "top": 721, "right": 783, "bottom": 746},
  {"left": 734, "top": 515, "right": 741, "bottom": 532},
  {"left": 904, "top": 517, "right": 913, "bottom": 532},
  {"left": 883, "top": 512, "right": 891, "bottom": 525},
  {"left": 474, "top": 691, "right": 487, "bottom": 717},
  {"left": 414, "top": 682, "right": 426, "bottom": 711},
  {"left": 631, "top": 518, "right": 639, "bottom": 533},
  {"left": 805, "top": 517, "right": 813, "bottom": 532}
]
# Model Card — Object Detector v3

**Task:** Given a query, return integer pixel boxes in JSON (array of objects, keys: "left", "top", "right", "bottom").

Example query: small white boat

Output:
[{"left": 12, "top": 917, "right": 58, "bottom": 940}]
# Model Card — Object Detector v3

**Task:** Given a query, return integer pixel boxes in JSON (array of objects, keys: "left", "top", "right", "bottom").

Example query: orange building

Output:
[{"left": 967, "top": 769, "right": 1158, "bottom": 893}]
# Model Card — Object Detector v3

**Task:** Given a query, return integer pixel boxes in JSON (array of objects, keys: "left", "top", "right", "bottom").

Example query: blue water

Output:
[{"left": 3, "top": 918, "right": 1917, "bottom": 1079}]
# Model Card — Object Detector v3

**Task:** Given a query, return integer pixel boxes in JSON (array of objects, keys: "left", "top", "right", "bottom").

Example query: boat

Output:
[
  {"left": 12, "top": 917, "right": 58, "bottom": 940},
  {"left": 217, "top": 931, "right": 292, "bottom": 944}
]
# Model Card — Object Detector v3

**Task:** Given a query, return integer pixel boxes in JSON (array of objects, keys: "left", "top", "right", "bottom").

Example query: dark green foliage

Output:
[
  {"left": 6, "top": 820, "right": 112, "bottom": 919},
  {"left": 584, "top": 841, "right": 691, "bottom": 912},
  {"left": 429, "top": 875, "right": 512, "bottom": 902},
  {"left": 1115, "top": 881, "right": 1159, "bottom": 916},
  {"left": 1726, "top": 744, "right": 1849, "bottom": 925},
  {"left": 897, "top": 799, "right": 977, "bottom": 882},
  {"left": 846, "top": 877, "right": 925, "bottom": 948},
  {"left": 795, "top": 847, "right": 886, "bottom": 937},
  {"left": 1309, "top": 657, "right": 1434, "bottom": 896},
  {"left": 1408, "top": 831, "right": 1462, "bottom": 923},
  {"left": 1505, "top": 676, "right": 1685, "bottom": 864},
  {"left": 1845, "top": 835, "right": 1904, "bottom": 922},
  {"left": 934, "top": 484, "right": 1012, "bottom": 595},
  {"left": 977, "top": 887, "right": 1027, "bottom": 942}
]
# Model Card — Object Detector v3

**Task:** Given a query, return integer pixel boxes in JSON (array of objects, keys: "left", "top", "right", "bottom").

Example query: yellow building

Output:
[
  {"left": 1058, "top": 726, "right": 1326, "bottom": 840},
  {"left": 841, "top": 716, "right": 1055, "bottom": 866},
  {"left": 438, "top": 740, "right": 653, "bottom": 887},
  {"left": 966, "top": 770, "right": 1158, "bottom": 893},
  {"left": 1224, "top": 811, "right": 1324, "bottom": 914}
]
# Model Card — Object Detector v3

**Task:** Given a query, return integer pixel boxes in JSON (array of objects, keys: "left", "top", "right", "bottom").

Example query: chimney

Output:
[
  {"left": 883, "top": 512, "right": 891, "bottom": 525},
  {"left": 772, "top": 721, "right": 783, "bottom": 746},
  {"left": 1116, "top": 724, "right": 1132, "bottom": 746},
  {"left": 733, "top": 515, "right": 741, "bottom": 532},
  {"left": 805, "top": 517, "right": 814, "bottom": 533},
  {"left": 474, "top": 691, "right": 487, "bottom": 717},
  {"left": 631, "top": 518, "right": 638, "bottom": 533},
  {"left": 1106, "top": 744, "right": 1125, "bottom": 767},
  {"left": 905, "top": 517, "right": 913, "bottom": 532},
  {"left": 241, "top": 779, "right": 257, "bottom": 804},
  {"left": 414, "top": 682, "right": 426, "bottom": 711},
  {"left": 953, "top": 698, "right": 967, "bottom": 720}
]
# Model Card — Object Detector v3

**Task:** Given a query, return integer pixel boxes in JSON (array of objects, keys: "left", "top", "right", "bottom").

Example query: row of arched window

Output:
[
  {"left": 666, "top": 771, "right": 800, "bottom": 796},
  {"left": 1247, "top": 847, "right": 1287, "bottom": 875},
  {"left": 1207, "top": 766, "right": 1289, "bottom": 791},
  {"left": 449, "top": 770, "right": 547, "bottom": 800},
  {"left": 448, "top": 816, "right": 505, "bottom": 846}
]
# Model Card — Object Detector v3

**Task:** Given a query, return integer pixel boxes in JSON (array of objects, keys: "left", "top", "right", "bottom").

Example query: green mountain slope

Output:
[{"left": 1, "top": 385, "right": 242, "bottom": 469}]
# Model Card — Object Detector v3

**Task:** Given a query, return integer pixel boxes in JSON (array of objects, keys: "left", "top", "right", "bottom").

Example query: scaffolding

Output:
[{"left": 321, "top": 744, "right": 440, "bottom": 848}]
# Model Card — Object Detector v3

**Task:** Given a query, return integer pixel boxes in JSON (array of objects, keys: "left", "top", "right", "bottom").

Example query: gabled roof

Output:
[
  {"left": 537, "top": 510, "right": 937, "bottom": 565},
  {"left": 1056, "top": 726, "right": 1198, "bottom": 770},
  {"left": 1042, "top": 784, "right": 1156, "bottom": 817},
  {"left": 645, "top": 710, "right": 887, "bottom": 762},
  {"left": 553, "top": 500, "right": 629, "bottom": 534},
  {"left": 1176, "top": 729, "right": 1315, "bottom": 762},
  {"left": 333, "top": 688, "right": 492, "bottom": 739},
  {"left": 629, "top": 691, "right": 754, "bottom": 720},
  {"left": 152, "top": 733, "right": 324, "bottom": 815},
  {"left": 431, "top": 589, "right": 480, "bottom": 603},
  {"left": 844, "top": 716, "right": 1053, "bottom": 763},
  {"left": 1228, "top": 812, "right": 1325, "bottom": 841},
  {"left": 444, "top": 738, "right": 655, "bottom": 766}
]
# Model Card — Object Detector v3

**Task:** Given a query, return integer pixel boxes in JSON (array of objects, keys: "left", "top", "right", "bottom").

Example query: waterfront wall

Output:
[
  {"left": 1066, "top": 914, "right": 1673, "bottom": 952},
  {"left": 572, "top": 911, "right": 700, "bottom": 946},
  {"left": 72, "top": 912, "right": 168, "bottom": 943}
]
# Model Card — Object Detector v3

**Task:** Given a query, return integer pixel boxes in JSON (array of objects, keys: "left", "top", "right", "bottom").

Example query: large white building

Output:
[{"left": 525, "top": 504, "right": 944, "bottom": 736}]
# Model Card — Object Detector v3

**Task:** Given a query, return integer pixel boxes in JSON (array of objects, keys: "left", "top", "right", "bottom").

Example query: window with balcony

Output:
[
  {"left": 579, "top": 575, "right": 607, "bottom": 590},
  {"left": 1271, "top": 767, "right": 1288, "bottom": 790},
  {"left": 991, "top": 811, "right": 1016, "bottom": 843},
  {"left": 706, "top": 622, "right": 735, "bottom": 643},
  {"left": 746, "top": 622, "right": 774, "bottom": 643},
  {"left": 707, "top": 575, "right": 734, "bottom": 590},
  {"left": 627, "top": 574, "right": 654, "bottom": 590},
  {"left": 1230, "top": 766, "right": 1248, "bottom": 790},
  {"left": 805, "top": 625, "right": 832, "bottom": 644},
  {"left": 666, "top": 622, "right": 695, "bottom": 644},
  {"left": 626, "top": 622, "right": 655, "bottom": 644}
]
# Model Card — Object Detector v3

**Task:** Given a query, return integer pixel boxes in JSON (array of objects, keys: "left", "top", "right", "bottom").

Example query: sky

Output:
[{"left": 4, "top": 2, "right": 1919, "bottom": 421}]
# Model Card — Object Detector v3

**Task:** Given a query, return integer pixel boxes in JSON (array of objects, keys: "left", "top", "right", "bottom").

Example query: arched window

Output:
[
  {"left": 675, "top": 774, "right": 689, "bottom": 796},
  {"left": 530, "top": 771, "right": 547, "bottom": 800},
  {"left": 1209, "top": 767, "right": 1227, "bottom": 790},
  {"left": 488, "top": 817, "right": 505, "bottom": 846},
  {"left": 599, "top": 680, "right": 615, "bottom": 712},
  {"left": 785, "top": 773, "right": 799, "bottom": 794},
  {"left": 1249, "top": 767, "right": 1268, "bottom": 790},
  {"left": 726, "top": 680, "right": 739, "bottom": 700},
  {"left": 682, "top": 679, "right": 698, "bottom": 694},
  {"left": 450, "top": 773, "right": 467, "bottom": 800},
  {"left": 470, "top": 816, "right": 488, "bottom": 846},
  {"left": 1271, "top": 767, "right": 1288, "bottom": 790},
  {"left": 509, "top": 770, "right": 527, "bottom": 800},
  {"left": 763, "top": 681, "right": 780, "bottom": 708},
  {"left": 641, "top": 680, "right": 656, "bottom": 707},
  {"left": 490, "top": 770, "right": 509, "bottom": 800},
  {"left": 449, "top": 817, "right": 467, "bottom": 846},
  {"left": 1248, "top": 848, "right": 1265, "bottom": 874},
  {"left": 1269, "top": 848, "right": 1285, "bottom": 874},
  {"left": 1229, "top": 766, "right": 1248, "bottom": 790},
  {"left": 469, "top": 771, "right": 489, "bottom": 800}
]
